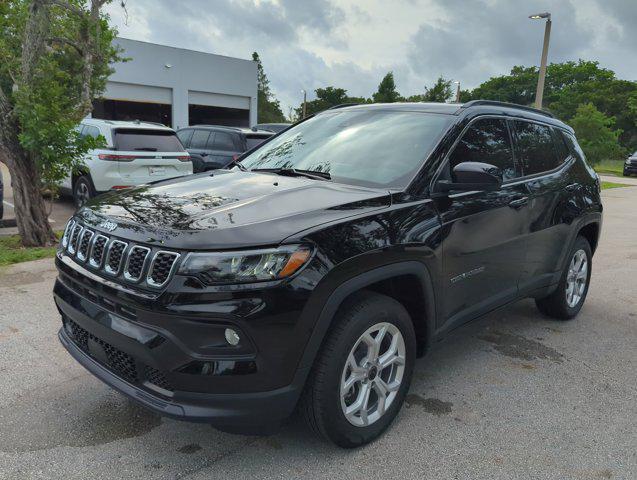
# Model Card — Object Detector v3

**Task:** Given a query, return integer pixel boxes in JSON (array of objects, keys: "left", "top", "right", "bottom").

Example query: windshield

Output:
[{"left": 239, "top": 110, "right": 452, "bottom": 188}]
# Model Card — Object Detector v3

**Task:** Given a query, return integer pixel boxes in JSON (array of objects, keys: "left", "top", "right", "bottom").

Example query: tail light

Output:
[
  {"left": 99, "top": 154, "right": 136, "bottom": 162},
  {"left": 177, "top": 155, "right": 191, "bottom": 162},
  {"left": 232, "top": 155, "right": 240, "bottom": 161}
]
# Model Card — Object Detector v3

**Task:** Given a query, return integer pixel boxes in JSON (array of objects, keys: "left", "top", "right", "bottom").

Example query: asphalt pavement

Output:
[{"left": 0, "top": 186, "right": 635, "bottom": 479}]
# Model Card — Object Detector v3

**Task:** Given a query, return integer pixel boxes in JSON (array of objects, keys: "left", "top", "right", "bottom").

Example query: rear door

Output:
[
  {"left": 436, "top": 117, "right": 530, "bottom": 333},
  {"left": 113, "top": 128, "right": 192, "bottom": 185},
  {"left": 512, "top": 120, "right": 573, "bottom": 294}
]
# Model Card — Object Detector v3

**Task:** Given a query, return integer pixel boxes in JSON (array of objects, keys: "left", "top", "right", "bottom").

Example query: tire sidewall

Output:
[
  {"left": 73, "top": 175, "right": 94, "bottom": 209},
  {"left": 319, "top": 297, "right": 416, "bottom": 446}
]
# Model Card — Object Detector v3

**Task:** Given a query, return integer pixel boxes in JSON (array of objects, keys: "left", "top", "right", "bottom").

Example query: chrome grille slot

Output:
[
  {"left": 104, "top": 240, "right": 128, "bottom": 275},
  {"left": 68, "top": 224, "right": 83, "bottom": 255},
  {"left": 76, "top": 229, "right": 94, "bottom": 262},
  {"left": 147, "top": 251, "right": 180, "bottom": 288},
  {"left": 124, "top": 246, "right": 151, "bottom": 282},
  {"left": 89, "top": 235, "right": 109, "bottom": 268},
  {"left": 61, "top": 219, "right": 76, "bottom": 248}
]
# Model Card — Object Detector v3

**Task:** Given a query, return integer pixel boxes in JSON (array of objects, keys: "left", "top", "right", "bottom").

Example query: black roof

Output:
[
  {"left": 320, "top": 100, "right": 572, "bottom": 132},
  {"left": 181, "top": 125, "right": 274, "bottom": 135}
]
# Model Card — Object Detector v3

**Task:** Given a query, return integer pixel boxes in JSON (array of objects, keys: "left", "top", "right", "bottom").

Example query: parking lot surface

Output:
[{"left": 0, "top": 187, "right": 635, "bottom": 480}]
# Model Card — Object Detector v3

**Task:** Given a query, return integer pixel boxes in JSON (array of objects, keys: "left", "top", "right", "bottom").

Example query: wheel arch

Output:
[{"left": 295, "top": 261, "right": 436, "bottom": 380}]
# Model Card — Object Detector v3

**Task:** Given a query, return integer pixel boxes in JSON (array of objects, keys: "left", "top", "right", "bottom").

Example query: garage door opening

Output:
[
  {"left": 189, "top": 104, "right": 249, "bottom": 127},
  {"left": 93, "top": 99, "right": 172, "bottom": 126}
]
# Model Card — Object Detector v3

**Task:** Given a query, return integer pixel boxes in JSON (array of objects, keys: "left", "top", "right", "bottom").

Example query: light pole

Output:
[
  {"left": 529, "top": 12, "right": 551, "bottom": 109},
  {"left": 454, "top": 81, "right": 461, "bottom": 103},
  {"left": 301, "top": 89, "right": 307, "bottom": 118}
]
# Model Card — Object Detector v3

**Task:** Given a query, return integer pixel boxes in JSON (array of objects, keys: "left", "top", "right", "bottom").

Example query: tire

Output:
[
  {"left": 73, "top": 175, "right": 95, "bottom": 209},
  {"left": 535, "top": 236, "right": 592, "bottom": 320},
  {"left": 301, "top": 291, "right": 416, "bottom": 448}
]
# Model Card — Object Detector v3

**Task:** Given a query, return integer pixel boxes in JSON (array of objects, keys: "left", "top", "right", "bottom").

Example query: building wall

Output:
[{"left": 97, "top": 38, "right": 257, "bottom": 129}]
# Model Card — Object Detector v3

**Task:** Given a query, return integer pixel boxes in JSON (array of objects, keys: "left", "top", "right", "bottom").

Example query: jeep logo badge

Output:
[{"left": 99, "top": 220, "right": 118, "bottom": 232}]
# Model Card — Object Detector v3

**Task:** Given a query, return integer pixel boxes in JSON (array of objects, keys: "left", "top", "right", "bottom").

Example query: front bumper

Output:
[
  {"left": 624, "top": 163, "right": 637, "bottom": 174},
  {"left": 58, "top": 327, "right": 299, "bottom": 431}
]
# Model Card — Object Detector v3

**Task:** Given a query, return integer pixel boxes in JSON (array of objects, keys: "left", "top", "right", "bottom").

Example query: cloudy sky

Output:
[{"left": 105, "top": 0, "right": 637, "bottom": 115}]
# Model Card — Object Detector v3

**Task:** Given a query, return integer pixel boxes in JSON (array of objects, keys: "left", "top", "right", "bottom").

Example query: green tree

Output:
[
  {"left": 569, "top": 103, "right": 625, "bottom": 165},
  {"left": 295, "top": 86, "right": 366, "bottom": 117},
  {"left": 0, "top": 0, "right": 121, "bottom": 246},
  {"left": 372, "top": 72, "right": 401, "bottom": 103},
  {"left": 252, "top": 51, "right": 285, "bottom": 124},
  {"left": 406, "top": 76, "right": 453, "bottom": 103}
]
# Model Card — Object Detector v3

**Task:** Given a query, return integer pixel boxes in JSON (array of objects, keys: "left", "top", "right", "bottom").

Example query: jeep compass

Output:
[{"left": 54, "top": 101, "right": 602, "bottom": 447}]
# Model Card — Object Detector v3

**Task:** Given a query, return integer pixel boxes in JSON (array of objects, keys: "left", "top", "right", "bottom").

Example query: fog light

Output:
[{"left": 225, "top": 328, "right": 240, "bottom": 346}]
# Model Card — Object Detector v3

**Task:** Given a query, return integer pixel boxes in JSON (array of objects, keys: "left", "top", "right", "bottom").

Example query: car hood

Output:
[{"left": 80, "top": 170, "right": 392, "bottom": 250}]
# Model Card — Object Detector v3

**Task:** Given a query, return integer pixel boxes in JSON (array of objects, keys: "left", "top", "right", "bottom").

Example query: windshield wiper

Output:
[
  {"left": 251, "top": 168, "right": 331, "bottom": 181},
  {"left": 226, "top": 159, "right": 247, "bottom": 171}
]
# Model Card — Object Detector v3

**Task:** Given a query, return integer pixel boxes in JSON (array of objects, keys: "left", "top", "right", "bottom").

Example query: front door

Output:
[{"left": 435, "top": 117, "right": 530, "bottom": 334}]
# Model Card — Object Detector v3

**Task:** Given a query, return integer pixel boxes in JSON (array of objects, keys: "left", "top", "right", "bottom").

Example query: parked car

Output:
[
  {"left": 55, "top": 101, "right": 602, "bottom": 448},
  {"left": 254, "top": 122, "right": 290, "bottom": 133},
  {"left": 60, "top": 119, "right": 192, "bottom": 208},
  {"left": 176, "top": 125, "right": 274, "bottom": 173},
  {"left": 623, "top": 151, "right": 637, "bottom": 176}
]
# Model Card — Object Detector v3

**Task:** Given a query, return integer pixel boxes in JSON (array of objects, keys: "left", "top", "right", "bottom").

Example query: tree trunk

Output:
[{"left": 1, "top": 149, "right": 56, "bottom": 247}]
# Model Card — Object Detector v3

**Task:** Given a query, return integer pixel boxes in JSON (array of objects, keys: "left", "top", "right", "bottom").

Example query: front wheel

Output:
[
  {"left": 301, "top": 291, "right": 416, "bottom": 448},
  {"left": 535, "top": 236, "right": 592, "bottom": 320}
]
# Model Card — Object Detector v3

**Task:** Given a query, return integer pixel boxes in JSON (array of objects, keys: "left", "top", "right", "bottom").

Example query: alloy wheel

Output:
[
  {"left": 75, "top": 182, "right": 90, "bottom": 208},
  {"left": 340, "top": 322, "right": 406, "bottom": 427},
  {"left": 566, "top": 249, "right": 588, "bottom": 308}
]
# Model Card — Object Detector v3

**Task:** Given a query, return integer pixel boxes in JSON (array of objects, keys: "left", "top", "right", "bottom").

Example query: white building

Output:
[{"left": 92, "top": 38, "right": 258, "bottom": 130}]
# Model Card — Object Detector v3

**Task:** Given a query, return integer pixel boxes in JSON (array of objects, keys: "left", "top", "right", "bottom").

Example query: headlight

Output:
[{"left": 178, "top": 244, "right": 312, "bottom": 285}]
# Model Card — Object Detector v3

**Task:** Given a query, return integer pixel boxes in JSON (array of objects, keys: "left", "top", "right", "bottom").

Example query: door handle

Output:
[
  {"left": 565, "top": 183, "right": 578, "bottom": 192},
  {"left": 508, "top": 196, "right": 529, "bottom": 209}
]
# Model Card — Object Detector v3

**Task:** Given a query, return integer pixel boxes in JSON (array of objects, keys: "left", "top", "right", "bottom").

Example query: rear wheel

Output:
[
  {"left": 301, "top": 291, "right": 416, "bottom": 448},
  {"left": 535, "top": 236, "right": 592, "bottom": 320},
  {"left": 73, "top": 175, "right": 95, "bottom": 209}
]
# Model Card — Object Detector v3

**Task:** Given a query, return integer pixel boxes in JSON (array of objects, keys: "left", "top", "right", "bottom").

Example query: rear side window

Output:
[
  {"left": 190, "top": 130, "right": 211, "bottom": 149},
  {"left": 113, "top": 129, "right": 185, "bottom": 152},
  {"left": 246, "top": 134, "right": 272, "bottom": 150},
  {"left": 83, "top": 126, "right": 101, "bottom": 139},
  {"left": 552, "top": 129, "right": 570, "bottom": 162},
  {"left": 513, "top": 121, "right": 559, "bottom": 176},
  {"left": 211, "top": 131, "right": 236, "bottom": 151},
  {"left": 449, "top": 118, "right": 517, "bottom": 181},
  {"left": 177, "top": 129, "right": 193, "bottom": 148}
]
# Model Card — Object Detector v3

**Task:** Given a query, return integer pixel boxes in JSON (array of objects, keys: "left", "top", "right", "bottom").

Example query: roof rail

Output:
[
  {"left": 462, "top": 100, "right": 555, "bottom": 118},
  {"left": 327, "top": 103, "right": 363, "bottom": 110}
]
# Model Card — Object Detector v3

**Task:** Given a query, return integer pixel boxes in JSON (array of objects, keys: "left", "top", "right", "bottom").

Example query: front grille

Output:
[
  {"left": 144, "top": 365, "right": 172, "bottom": 391},
  {"left": 77, "top": 229, "right": 94, "bottom": 261},
  {"left": 105, "top": 240, "right": 127, "bottom": 275},
  {"left": 65, "top": 318, "right": 138, "bottom": 384},
  {"left": 148, "top": 252, "right": 180, "bottom": 287},
  {"left": 125, "top": 246, "right": 150, "bottom": 282},
  {"left": 61, "top": 218, "right": 180, "bottom": 289}
]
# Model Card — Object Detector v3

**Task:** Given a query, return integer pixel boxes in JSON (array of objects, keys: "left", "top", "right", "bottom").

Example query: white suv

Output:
[{"left": 60, "top": 119, "right": 192, "bottom": 207}]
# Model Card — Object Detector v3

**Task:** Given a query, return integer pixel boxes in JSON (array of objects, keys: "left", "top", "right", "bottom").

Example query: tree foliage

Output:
[
  {"left": 295, "top": 86, "right": 367, "bottom": 117},
  {"left": 406, "top": 76, "right": 453, "bottom": 103},
  {"left": 252, "top": 51, "right": 285, "bottom": 124},
  {"left": 569, "top": 103, "right": 625, "bottom": 165},
  {"left": 0, "top": 0, "right": 121, "bottom": 246},
  {"left": 372, "top": 72, "right": 401, "bottom": 103}
]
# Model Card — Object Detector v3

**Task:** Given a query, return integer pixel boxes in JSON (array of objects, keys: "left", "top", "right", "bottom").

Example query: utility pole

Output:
[
  {"left": 301, "top": 89, "right": 307, "bottom": 118},
  {"left": 529, "top": 12, "right": 552, "bottom": 109},
  {"left": 454, "top": 81, "right": 461, "bottom": 103}
]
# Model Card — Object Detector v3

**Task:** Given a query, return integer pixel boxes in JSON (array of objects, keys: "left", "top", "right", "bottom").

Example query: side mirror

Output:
[{"left": 436, "top": 162, "right": 503, "bottom": 193}]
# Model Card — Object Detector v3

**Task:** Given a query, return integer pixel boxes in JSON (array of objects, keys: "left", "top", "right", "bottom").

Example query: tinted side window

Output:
[
  {"left": 552, "top": 129, "right": 570, "bottom": 162},
  {"left": 449, "top": 118, "right": 516, "bottom": 181},
  {"left": 212, "top": 131, "right": 236, "bottom": 151},
  {"left": 190, "top": 130, "right": 211, "bottom": 149},
  {"left": 84, "top": 126, "right": 101, "bottom": 139},
  {"left": 177, "top": 129, "right": 193, "bottom": 148},
  {"left": 514, "top": 121, "right": 559, "bottom": 176}
]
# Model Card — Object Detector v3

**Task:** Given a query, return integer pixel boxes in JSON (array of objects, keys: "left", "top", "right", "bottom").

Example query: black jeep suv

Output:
[{"left": 54, "top": 101, "right": 602, "bottom": 447}]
